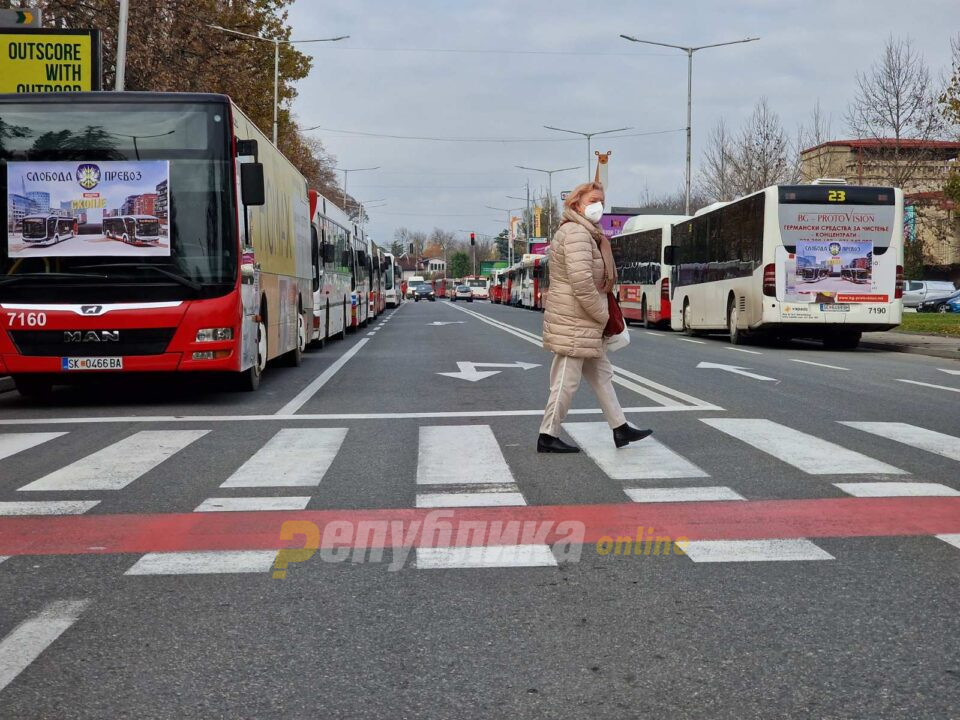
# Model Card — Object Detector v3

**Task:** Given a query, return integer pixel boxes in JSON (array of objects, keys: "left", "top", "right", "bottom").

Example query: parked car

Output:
[
  {"left": 902, "top": 280, "right": 956, "bottom": 308},
  {"left": 917, "top": 289, "right": 960, "bottom": 313},
  {"left": 453, "top": 285, "right": 473, "bottom": 302},
  {"left": 945, "top": 295, "right": 960, "bottom": 313},
  {"left": 413, "top": 283, "right": 435, "bottom": 302}
]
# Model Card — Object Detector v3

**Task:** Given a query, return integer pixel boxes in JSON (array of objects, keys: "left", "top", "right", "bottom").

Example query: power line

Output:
[
  {"left": 308, "top": 46, "right": 679, "bottom": 58},
  {"left": 303, "top": 126, "right": 685, "bottom": 143}
]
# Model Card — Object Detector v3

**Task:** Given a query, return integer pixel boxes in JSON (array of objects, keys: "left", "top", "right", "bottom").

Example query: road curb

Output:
[{"left": 860, "top": 340, "right": 960, "bottom": 360}]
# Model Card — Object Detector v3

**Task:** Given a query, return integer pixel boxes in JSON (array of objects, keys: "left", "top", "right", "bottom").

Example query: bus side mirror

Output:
[
  {"left": 323, "top": 244, "right": 336, "bottom": 263},
  {"left": 241, "top": 163, "right": 265, "bottom": 207},
  {"left": 662, "top": 246, "right": 676, "bottom": 265}
]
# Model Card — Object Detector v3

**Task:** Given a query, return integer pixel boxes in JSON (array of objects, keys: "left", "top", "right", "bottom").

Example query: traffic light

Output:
[{"left": 470, "top": 232, "right": 476, "bottom": 246}]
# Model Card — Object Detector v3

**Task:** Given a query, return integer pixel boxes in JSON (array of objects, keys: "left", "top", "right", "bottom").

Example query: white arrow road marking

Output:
[
  {"left": 437, "top": 361, "right": 540, "bottom": 382},
  {"left": 939, "top": 368, "right": 960, "bottom": 375},
  {"left": 696, "top": 361, "right": 778, "bottom": 382},
  {"left": 427, "top": 321, "right": 466, "bottom": 326}
]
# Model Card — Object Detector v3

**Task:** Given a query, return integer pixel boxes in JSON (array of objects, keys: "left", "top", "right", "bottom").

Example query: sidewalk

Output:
[{"left": 861, "top": 330, "right": 960, "bottom": 360}]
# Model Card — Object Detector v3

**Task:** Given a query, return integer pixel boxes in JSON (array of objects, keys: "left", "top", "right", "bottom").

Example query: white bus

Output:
[
  {"left": 308, "top": 189, "right": 354, "bottom": 346},
  {"left": 666, "top": 182, "right": 903, "bottom": 349},
  {"left": 102, "top": 214, "right": 161, "bottom": 245},
  {"left": 611, "top": 214, "right": 688, "bottom": 328},
  {"left": 21, "top": 214, "right": 77, "bottom": 244},
  {"left": 384, "top": 252, "right": 402, "bottom": 307}
]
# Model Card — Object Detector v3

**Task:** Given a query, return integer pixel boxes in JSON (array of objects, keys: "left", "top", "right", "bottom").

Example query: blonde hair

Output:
[{"left": 563, "top": 181, "right": 605, "bottom": 211}]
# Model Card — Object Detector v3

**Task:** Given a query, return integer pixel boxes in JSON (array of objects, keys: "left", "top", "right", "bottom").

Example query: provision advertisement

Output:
[
  {"left": 6, "top": 160, "right": 170, "bottom": 258},
  {"left": 778, "top": 203, "right": 895, "bottom": 304}
]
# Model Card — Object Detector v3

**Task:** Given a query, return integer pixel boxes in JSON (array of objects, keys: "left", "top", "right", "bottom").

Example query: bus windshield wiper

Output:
[
  {"left": 73, "top": 263, "right": 203, "bottom": 292},
  {"left": 0, "top": 272, "right": 109, "bottom": 286}
]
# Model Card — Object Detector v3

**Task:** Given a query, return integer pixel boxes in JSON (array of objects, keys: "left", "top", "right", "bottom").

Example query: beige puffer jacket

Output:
[{"left": 542, "top": 208, "right": 609, "bottom": 358}]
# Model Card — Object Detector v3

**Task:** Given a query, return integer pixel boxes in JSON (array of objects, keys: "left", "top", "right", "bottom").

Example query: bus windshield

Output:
[{"left": 0, "top": 99, "right": 236, "bottom": 302}]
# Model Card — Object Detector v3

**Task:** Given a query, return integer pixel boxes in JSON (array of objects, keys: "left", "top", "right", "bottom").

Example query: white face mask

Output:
[{"left": 583, "top": 201, "right": 604, "bottom": 223}]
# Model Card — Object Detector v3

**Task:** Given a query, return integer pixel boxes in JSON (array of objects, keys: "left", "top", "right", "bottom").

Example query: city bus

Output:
[
  {"left": 370, "top": 243, "right": 386, "bottom": 317},
  {"left": 383, "top": 251, "right": 402, "bottom": 308},
  {"left": 463, "top": 275, "right": 489, "bottom": 300},
  {"left": 350, "top": 228, "right": 370, "bottom": 330},
  {"left": 518, "top": 255, "right": 545, "bottom": 310},
  {"left": 611, "top": 214, "right": 687, "bottom": 327},
  {"left": 665, "top": 182, "right": 904, "bottom": 349},
  {"left": 308, "top": 189, "right": 353, "bottom": 346},
  {"left": 0, "top": 91, "right": 313, "bottom": 395},
  {"left": 21, "top": 214, "right": 77, "bottom": 245},
  {"left": 102, "top": 215, "right": 161, "bottom": 245}
]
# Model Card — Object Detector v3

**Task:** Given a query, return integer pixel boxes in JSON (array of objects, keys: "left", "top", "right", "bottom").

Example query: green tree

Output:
[
  {"left": 494, "top": 229, "right": 509, "bottom": 261},
  {"left": 448, "top": 251, "right": 471, "bottom": 279}
]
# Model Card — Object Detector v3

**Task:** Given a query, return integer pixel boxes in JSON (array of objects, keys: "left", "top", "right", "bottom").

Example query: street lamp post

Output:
[
  {"left": 516, "top": 164, "right": 579, "bottom": 238},
  {"left": 336, "top": 166, "right": 380, "bottom": 211},
  {"left": 542, "top": 126, "right": 632, "bottom": 183},
  {"left": 207, "top": 24, "right": 349, "bottom": 146},
  {"left": 619, "top": 34, "right": 759, "bottom": 215},
  {"left": 115, "top": 0, "right": 130, "bottom": 90}
]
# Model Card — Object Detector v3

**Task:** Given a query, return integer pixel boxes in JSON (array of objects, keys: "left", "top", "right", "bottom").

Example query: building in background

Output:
[
  {"left": 800, "top": 139, "right": 960, "bottom": 270},
  {"left": 26, "top": 191, "right": 50, "bottom": 214},
  {"left": 8, "top": 193, "right": 31, "bottom": 232},
  {"left": 120, "top": 193, "right": 158, "bottom": 217},
  {"left": 154, "top": 180, "right": 168, "bottom": 226}
]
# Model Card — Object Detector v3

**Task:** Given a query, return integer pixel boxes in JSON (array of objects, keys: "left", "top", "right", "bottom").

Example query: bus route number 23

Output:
[
  {"left": 827, "top": 190, "right": 847, "bottom": 202},
  {"left": 6, "top": 312, "right": 47, "bottom": 328}
]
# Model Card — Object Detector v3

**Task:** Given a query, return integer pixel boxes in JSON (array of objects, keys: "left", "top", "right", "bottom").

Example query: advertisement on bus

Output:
[
  {"left": 779, "top": 203, "right": 895, "bottom": 304},
  {"left": 6, "top": 160, "right": 170, "bottom": 257}
]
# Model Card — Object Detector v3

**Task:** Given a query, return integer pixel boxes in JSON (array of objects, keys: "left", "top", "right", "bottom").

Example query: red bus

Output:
[
  {"left": 0, "top": 91, "right": 314, "bottom": 396},
  {"left": 611, "top": 214, "right": 687, "bottom": 327}
]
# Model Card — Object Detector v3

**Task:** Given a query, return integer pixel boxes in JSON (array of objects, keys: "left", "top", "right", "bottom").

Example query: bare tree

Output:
[
  {"left": 697, "top": 118, "right": 736, "bottom": 201},
  {"left": 728, "top": 98, "right": 793, "bottom": 196},
  {"left": 797, "top": 100, "right": 835, "bottom": 182},
  {"left": 845, "top": 35, "right": 946, "bottom": 187},
  {"left": 941, "top": 34, "right": 960, "bottom": 138}
]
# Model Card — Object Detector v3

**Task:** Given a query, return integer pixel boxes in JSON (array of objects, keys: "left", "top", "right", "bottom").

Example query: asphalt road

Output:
[{"left": 1, "top": 298, "right": 959, "bottom": 719}]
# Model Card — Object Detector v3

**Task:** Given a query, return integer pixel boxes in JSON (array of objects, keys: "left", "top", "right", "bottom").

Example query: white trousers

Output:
[{"left": 539, "top": 351, "right": 626, "bottom": 436}]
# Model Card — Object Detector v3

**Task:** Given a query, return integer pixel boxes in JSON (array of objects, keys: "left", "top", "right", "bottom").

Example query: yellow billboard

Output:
[{"left": 0, "top": 29, "right": 101, "bottom": 94}]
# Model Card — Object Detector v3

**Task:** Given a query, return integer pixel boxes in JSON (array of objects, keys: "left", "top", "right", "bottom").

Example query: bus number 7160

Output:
[{"left": 6, "top": 312, "right": 47, "bottom": 327}]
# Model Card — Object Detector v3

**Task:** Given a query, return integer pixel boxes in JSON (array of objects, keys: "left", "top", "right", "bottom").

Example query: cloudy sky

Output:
[{"left": 286, "top": 0, "right": 959, "bottom": 244}]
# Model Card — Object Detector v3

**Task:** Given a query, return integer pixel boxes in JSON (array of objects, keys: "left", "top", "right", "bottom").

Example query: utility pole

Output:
[
  {"left": 620, "top": 34, "right": 760, "bottom": 215},
  {"left": 115, "top": 0, "right": 129, "bottom": 90},
  {"left": 516, "top": 165, "right": 579, "bottom": 238},
  {"left": 335, "top": 166, "right": 379, "bottom": 211}
]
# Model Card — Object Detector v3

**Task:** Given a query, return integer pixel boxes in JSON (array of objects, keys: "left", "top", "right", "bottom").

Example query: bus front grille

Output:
[{"left": 8, "top": 328, "right": 177, "bottom": 357}]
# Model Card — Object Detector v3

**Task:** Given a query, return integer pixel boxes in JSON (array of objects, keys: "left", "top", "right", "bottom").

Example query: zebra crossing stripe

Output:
[
  {"left": 0, "top": 599, "right": 90, "bottom": 694},
  {"left": 834, "top": 482, "right": 959, "bottom": 497},
  {"left": 624, "top": 487, "right": 744, "bottom": 503},
  {"left": 563, "top": 422, "right": 709, "bottom": 480},
  {"left": 125, "top": 550, "right": 277, "bottom": 575},
  {"left": 416, "top": 425, "right": 514, "bottom": 485},
  {"left": 0, "top": 501, "right": 99, "bottom": 516},
  {"left": 194, "top": 497, "right": 312, "bottom": 512},
  {"left": 416, "top": 492, "right": 526, "bottom": 508},
  {"left": 682, "top": 539, "right": 834, "bottom": 563},
  {"left": 17, "top": 430, "right": 210, "bottom": 492},
  {"left": 840, "top": 422, "right": 960, "bottom": 463},
  {"left": 701, "top": 419, "right": 906, "bottom": 475},
  {"left": 220, "top": 428, "right": 348, "bottom": 487},
  {"left": 416, "top": 545, "right": 557, "bottom": 569},
  {"left": 937, "top": 534, "right": 960, "bottom": 550},
  {"left": 0, "top": 432, "right": 66, "bottom": 462}
]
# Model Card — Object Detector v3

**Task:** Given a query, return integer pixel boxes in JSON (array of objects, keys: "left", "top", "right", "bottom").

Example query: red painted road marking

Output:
[{"left": 0, "top": 497, "right": 959, "bottom": 557}]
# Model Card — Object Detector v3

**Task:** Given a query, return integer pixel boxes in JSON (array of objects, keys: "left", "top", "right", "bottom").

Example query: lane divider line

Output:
[
  {"left": 790, "top": 359, "right": 849, "bottom": 371},
  {"left": 896, "top": 379, "right": 960, "bottom": 394},
  {"left": 276, "top": 338, "right": 369, "bottom": 415}
]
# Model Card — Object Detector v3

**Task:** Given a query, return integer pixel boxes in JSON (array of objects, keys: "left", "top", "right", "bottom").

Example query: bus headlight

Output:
[{"left": 196, "top": 327, "right": 233, "bottom": 342}]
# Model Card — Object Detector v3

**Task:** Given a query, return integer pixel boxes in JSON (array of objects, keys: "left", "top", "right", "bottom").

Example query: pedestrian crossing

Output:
[{"left": 1, "top": 417, "right": 959, "bottom": 572}]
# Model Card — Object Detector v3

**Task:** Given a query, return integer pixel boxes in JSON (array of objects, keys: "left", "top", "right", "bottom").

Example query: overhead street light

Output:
[
  {"left": 208, "top": 24, "right": 349, "bottom": 146},
  {"left": 542, "top": 126, "right": 632, "bottom": 182},
  {"left": 516, "top": 165, "right": 579, "bottom": 236},
  {"left": 486, "top": 204, "right": 525, "bottom": 267},
  {"left": 620, "top": 33, "right": 760, "bottom": 214}
]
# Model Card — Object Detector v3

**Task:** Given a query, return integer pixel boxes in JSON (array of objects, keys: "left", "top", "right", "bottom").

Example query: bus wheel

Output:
[
  {"left": 641, "top": 298, "right": 649, "bottom": 329},
  {"left": 282, "top": 311, "right": 306, "bottom": 367},
  {"left": 14, "top": 374, "right": 53, "bottom": 399},
  {"left": 237, "top": 317, "right": 267, "bottom": 391},
  {"left": 682, "top": 300, "right": 696, "bottom": 336},
  {"left": 728, "top": 299, "right": 743, "bottom": 345}
]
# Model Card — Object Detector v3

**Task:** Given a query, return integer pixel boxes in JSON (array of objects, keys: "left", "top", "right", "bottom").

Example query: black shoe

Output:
[
  {"left": 537, "top": 433, "right": 580, "bottom": 453},
  {"left": 613, "top": 423, "right": 653, "bottom": 449}
]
